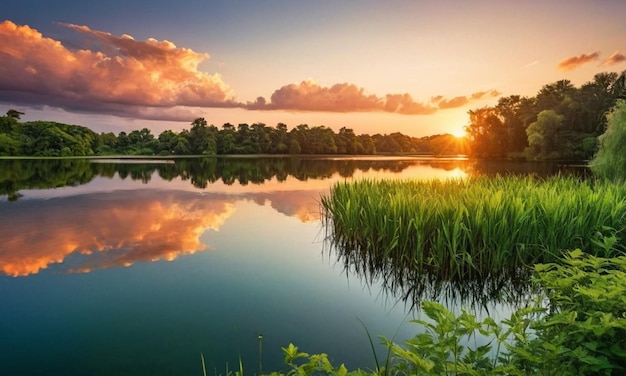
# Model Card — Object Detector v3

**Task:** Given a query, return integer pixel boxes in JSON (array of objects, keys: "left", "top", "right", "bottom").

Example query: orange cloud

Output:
[
  {"left": 602, "top": 51, "right": 626, "bottom": 66},
  {"left": 264, "top": 80, "right": 383, "bottom": 112},
  {"left": 383, "top": 93, "right": 437, "bottom": 114},
  {"left": 470, "top": 90, "right": 501, "bottom": 100},
  {"left": 0, "top": 20, "right": 503, "bottom": 119},
  {"left": 557, "top": 51, "right": 600, "bottom": 71},
  {"left": 248, "top": 80, "right": 437, "bottom": 115},
  {"left": 430, "top": 90, "right": 500, "bottom": 109},
  {"left": 0, "top": 192, "right": 235, "bottom": 276},
  {"left": 437, "top": 96, "right": 469, "bottom": 109},
  {"left": 0, "top": 20, "right": 236, "bottom": 119}
]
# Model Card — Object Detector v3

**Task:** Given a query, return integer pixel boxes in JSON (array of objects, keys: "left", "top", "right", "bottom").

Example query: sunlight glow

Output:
[{"left": 450, "top": 128, "right": 466, "bottom": 138}]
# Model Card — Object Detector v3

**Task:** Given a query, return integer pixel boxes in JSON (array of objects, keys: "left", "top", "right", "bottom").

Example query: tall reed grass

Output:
[{"left": 321, "top": 175, "right": 626, "bottom": 284}]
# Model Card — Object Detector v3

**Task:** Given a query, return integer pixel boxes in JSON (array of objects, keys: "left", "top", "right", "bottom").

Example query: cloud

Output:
[
  {"left": 429, "top": 90, "right": 500, "bottom": 109},
  {"left": 261, "top": 80, "right": 384, "bottom": 112},
  {"left": 557, "top": 51, "right": 600, "bottom": 71},
  {"left": 602, "top": 51, "right": 626, "bottom": 66},
  {"left": 470, "top": 90, "right": 501, "bottom": 100},
  {"left": 0, "top": 20, "right": 503, "bottom": 120},
  {"left": 247, "top": 80, "right": 438, "bottom": 115},
  {"left": 0, "top": 20, "right": 236, "bottom": 119}
]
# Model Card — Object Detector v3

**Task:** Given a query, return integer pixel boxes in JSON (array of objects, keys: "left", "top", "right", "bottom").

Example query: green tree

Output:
[
  {"left": 218, "top": 123, "right": 237, "bottom": 154},
  {"left": 525, "top": 109, "right": 563, "bottom": 158},
  {"left": 590, "top": 100, "right": 626, "bottom": 181},
  {"left": 270, "top": 123, "right": 289, "bottom": 154},
  {"left": 188, "top": 118, "right": 217, "bottom": 155}
]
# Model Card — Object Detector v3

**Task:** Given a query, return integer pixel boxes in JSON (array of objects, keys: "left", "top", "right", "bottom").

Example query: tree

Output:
[
  {"left": 289, "top": 139, "right": 301, "bottom": 154},
  {"left": 6, "top": 109, "right": 24, "bottom": 120},
  {"left": 188, "top": 118, "right": 217, "bottom": 155},
  {"left": 496, "top": 95, "right": 528, "bottom": 153},
  {"left": 590, "top": 100, "right": 626, "bottom": 181},
  {"left": 465, "top": 107, "right": 507, "bottom": 158},
  {"left": 525, "top": 110, "right": 563, "bottom": 158},
  {"left": 271, "top": 123, "right": 289, "bottom": 153}
]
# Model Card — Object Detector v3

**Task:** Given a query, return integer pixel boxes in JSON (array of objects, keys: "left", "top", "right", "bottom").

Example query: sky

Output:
[{"left": 1, "top": 0, "right": 625, "bottom": 137}]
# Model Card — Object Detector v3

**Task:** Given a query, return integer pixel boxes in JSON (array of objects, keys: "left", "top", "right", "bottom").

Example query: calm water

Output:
[{"left": 0, "top": 157, "right": 571, "bottom": 375}]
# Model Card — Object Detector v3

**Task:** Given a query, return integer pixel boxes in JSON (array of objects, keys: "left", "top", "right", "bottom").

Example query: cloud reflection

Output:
[{"left": 0, "top": 191, "right": 235, "bottom": 276}]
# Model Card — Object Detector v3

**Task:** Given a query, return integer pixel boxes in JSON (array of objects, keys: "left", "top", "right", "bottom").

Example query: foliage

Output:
[
  {"left": 590, "top": 100, "right": 626, "bottom": 181},
  {"left": 0, "top": 120, "right": 99, "bottom": 156},
  {"left": 244, "top": 251, "right": 626, "bottom": 376},
  {"left": 0, "top": 112, "right": 467, "bottom": 157},
  {"left": 525, "top": 110, "right": 563, "bottom": 158},
  {"left": 321, "top": 176, "right": 626, "bottom": 282},
  {"left": 515, "top": 250, "right": 626, "bottom": 374},
  {"left": 466, "top": 71, "right": 626, "bottom": 160}
]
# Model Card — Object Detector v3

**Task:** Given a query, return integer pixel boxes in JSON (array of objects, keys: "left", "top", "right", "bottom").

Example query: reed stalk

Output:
[{"left": 321, "top": 175, "right": 626, "bottom": 283}]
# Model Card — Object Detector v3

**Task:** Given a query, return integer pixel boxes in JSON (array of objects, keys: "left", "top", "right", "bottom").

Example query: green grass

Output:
[{"left": 321, "top": 175, "right": 626, "bottom": 283}]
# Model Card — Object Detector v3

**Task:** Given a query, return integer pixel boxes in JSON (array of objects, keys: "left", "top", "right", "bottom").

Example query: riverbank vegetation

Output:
[
  {"left": 0, "top": 112, "right": 467, "bottom": 157},
  {"left": 321, "top": 175, "right": 626, "bottom": 283},
  {"left": 465, "top": 71, "right": 626, "bottom": 160},
  {"left": 261, "top": 251, "right": 626, "bottom": 376}
]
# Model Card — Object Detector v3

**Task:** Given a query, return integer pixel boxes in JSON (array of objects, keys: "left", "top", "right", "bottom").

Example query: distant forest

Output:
[
  {"left": 0, "top": 112, "right": 467, "bottom": 157},
  {"left": 1, "top": 71, "right": 624, "bottom": 159}
]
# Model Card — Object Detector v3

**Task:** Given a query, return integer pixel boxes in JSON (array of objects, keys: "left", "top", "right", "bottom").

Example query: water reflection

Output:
[
  {"left": 0, "top": 190, "right": 235, "bottom": 276},
  {"left": 326, "top": 239, "right": 535, "bottom": 312},
  {"left": 0, "top": 157, "right": 580, "bottom": 280},
  {"left": 0, "top": 157, "right": 581, "bottom": 375},
  {"left": 1, "top": 157, "right": 473, "bottom": 200}
]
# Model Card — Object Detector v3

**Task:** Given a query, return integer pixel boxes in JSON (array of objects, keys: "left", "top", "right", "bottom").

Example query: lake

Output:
[{"left": 0, "top": 157, "right": 572, "bottom": 375}]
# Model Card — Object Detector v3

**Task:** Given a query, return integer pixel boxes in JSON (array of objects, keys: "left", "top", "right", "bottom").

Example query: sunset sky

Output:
[{"left": 2, "top": 0, "right": 625, "bottom": 137}]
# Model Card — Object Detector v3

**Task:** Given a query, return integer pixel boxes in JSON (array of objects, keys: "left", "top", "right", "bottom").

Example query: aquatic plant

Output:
[
  {"left": 321, "top": 175, "right": 626, "bottom": 284},
  {"left": 254, "top": 251, "right": 626, "bottom": 376}
]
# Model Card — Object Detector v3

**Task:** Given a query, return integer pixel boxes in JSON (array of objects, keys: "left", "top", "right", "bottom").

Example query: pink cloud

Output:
[
  {"left": 265, "top": 80, "right": 383, "bottom": 112},
  {"left": 602, "top": 51, "right": 626, "bottom": 66},
  {"left": 249, "top": 80, "right": 437, "bottom": 115},
  {"left": 0, "top": 20, "right": 236, "bottom": 119},
  {"left": 0, "top": 20, "right": 504, "bottom": 119},
  {"left": 557, "top": 51, "right": 600, "bottom": 71}
]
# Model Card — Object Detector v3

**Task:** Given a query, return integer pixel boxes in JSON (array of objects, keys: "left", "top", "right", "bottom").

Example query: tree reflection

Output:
[{"left": 1, "top": 157, "right": 472, "bottom": 200}]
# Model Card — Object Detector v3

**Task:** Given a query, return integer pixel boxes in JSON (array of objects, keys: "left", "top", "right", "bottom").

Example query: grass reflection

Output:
[{"left": 321, "top": 175, "right": 626, "bottom": 309}]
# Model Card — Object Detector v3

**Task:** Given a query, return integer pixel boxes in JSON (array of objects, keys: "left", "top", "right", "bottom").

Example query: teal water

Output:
[{"left": 0, "top": 157, "right": 565, "bottom": 375}]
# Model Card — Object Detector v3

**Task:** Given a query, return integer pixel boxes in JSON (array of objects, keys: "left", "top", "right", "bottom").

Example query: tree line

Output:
[
  {"left": 0, "top": 112, "right": 466, "bottom": 157},
  {"left": 3, "top": 70, "right": 622, "bottom": 159},
  {"left": 465, "top": 71, "right": 626, "bottom": 159}
]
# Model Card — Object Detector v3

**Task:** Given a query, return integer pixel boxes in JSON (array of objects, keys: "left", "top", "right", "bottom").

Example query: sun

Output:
[{"left": 450, "top": 128, "right": 466, "bottom": 138}]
